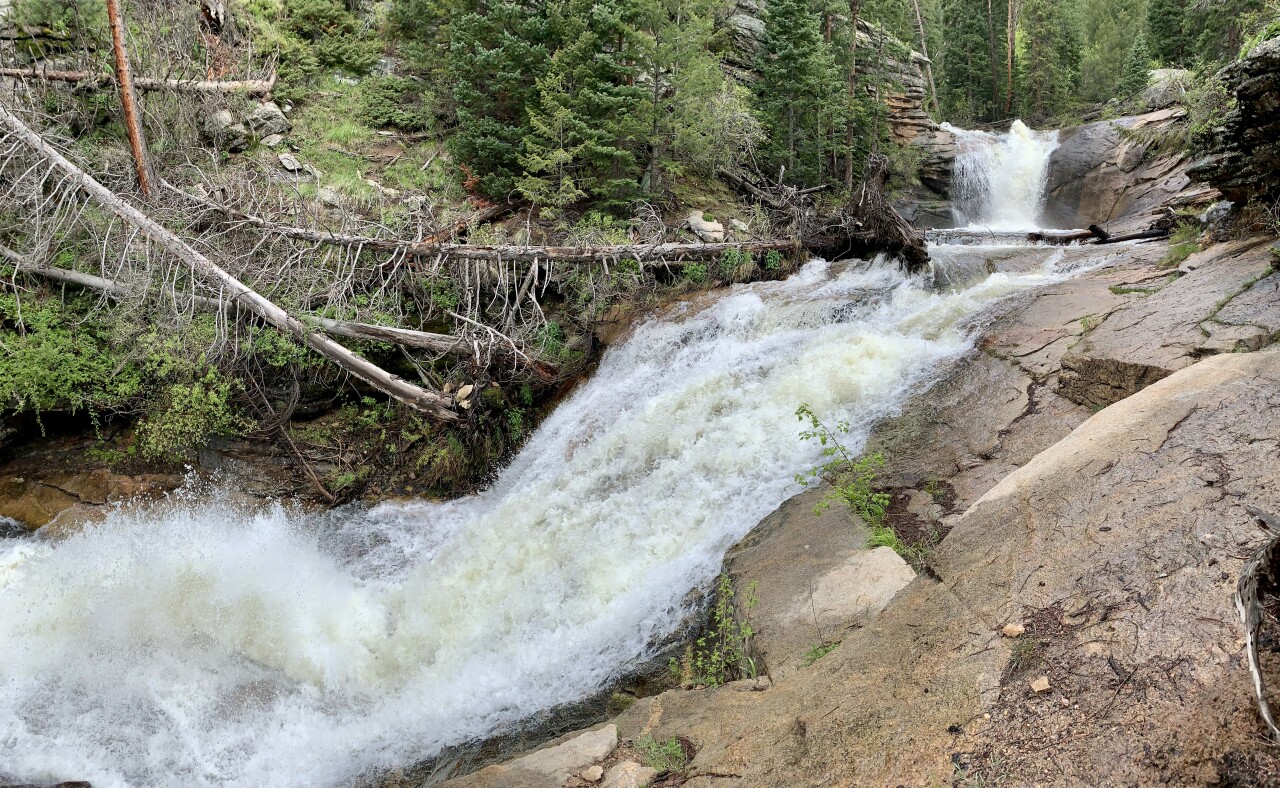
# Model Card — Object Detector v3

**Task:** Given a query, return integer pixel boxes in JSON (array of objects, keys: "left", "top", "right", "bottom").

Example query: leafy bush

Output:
[
  {"left": 9, "top": 0, "right": 106, "bottom": 40},
  {"left": 681, "top": 262, "right": 709, "bottom": 284},
  {"left": 315, "top": 32, "right": 382, "bottom": 74},
  {"left": 670, "top": 574, "right": 758, "bottom": 688},
  {"left": 284, "top": 0, "right": 351, "bottom": 39},
  {"left": 136, "top": 369, "right": 251, "bottom": 461}
]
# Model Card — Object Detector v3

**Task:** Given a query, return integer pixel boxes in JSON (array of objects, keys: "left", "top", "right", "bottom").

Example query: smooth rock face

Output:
[
  {"left": 724, "top": 488, "right": 915, "bottom": 679},
  {"left": 1044, "top": 109, "right": 1210, "bottom": 229},
  {"left": 446, "top": 725, "right": 618, "bottom": 787},
  {"left": 600, "top": 761, "right": 658, "bottom": 788}
]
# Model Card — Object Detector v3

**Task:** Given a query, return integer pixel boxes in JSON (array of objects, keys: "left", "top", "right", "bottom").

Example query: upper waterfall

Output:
[{"left": 942, "top": 120, "right": 1059, "bottom": 231}]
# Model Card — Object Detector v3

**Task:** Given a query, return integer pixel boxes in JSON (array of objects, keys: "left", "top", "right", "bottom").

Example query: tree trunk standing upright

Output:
[
  {"left": 986, "top": 0, "right": 1001, "bottom": 117},
  {"left": 845, "top": 0, "right": 862, "bottom": 191},
  {"left": 909, "top": 0, "right": 939, "bottom": 115},
  {"left": 1005, "top": 0, "right": 1017, "bottom": 114},
  {"left": 105, "top": 0, "right": 154, "bottom": 196}
]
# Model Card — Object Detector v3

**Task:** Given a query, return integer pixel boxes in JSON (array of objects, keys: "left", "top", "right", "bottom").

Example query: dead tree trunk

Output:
[
  {"left": 105, "top": 0, "right": 154, "bottom": 196},
  {"left": 0, "top": 66, "right": 278, "bottom": 95},
  {"left": 909, "top": 0, "right": 940, "bottom": 115},
  {"left": 0, "top": 103, "right": 458, "bottom": 420}
]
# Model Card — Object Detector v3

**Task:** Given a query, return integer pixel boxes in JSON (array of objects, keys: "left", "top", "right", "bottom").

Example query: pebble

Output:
[
  {"left": 1030, "top": 675, "right": 1051, "bottom": 693},
  {"left": 581, "top": 764, "right": 604, "bottom": 782},
  {"left": 262, "top": 134, "right": 285, "bottom": 148},
  {"left": 278, "top": 153, "right": 303, "bottom": 172},
  {"left": 1001, "top": 623, "right": 1026, "bottom": 637}
]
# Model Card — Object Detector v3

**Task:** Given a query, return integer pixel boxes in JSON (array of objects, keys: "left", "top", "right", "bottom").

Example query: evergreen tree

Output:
[
  {"left": 938, "top": 0, "right": 999, "bottom": 123},
  {"left": 446, "top": 1, "right": 556, "bottom": 198},
  {"left": 1017, "top": 0, "right": 1081, "bottom": 120},
  {"left": 1146, "top": 0, "right": 1190, "bottom": 66},
  {"left": 1078, "top": 0, "right": 1146, "bottom": 103},
  {"left": 754, "top": 0, "right": 842, "bottom": 184},
  {"left": 519, "top": 0, "right": 647, "bottom": 211},
  {"left": 1119, "top": 31, "right": 1152, "bottom": 97}
]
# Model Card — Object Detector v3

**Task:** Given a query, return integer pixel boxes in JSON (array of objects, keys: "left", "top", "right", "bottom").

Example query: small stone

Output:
[
  {"left": 456, "top": 384, "right": 474, "bottom": 401},
  {"left": 277, "top": 152, "right": 303, "bottom": 172},
  {"left": 1060, "top": 696, "right": 1070, "bottom": 707},
  {"left": 729, "top": 675, "right": 772, "bottom": 692},
  {"left": 317, "top": 187, "right": 342, "bottom": 207},
  {"left": 1001, "top": 623, "right": 1026, "bottom": 637},
  {"left": 730, "top": 218, "right": 751, "bottom": 233},
  {"left": 261, "top": 134, "right": 285, "bottom": 148},
  {"left": 1030, "top": 675, "right": 1051, "bottom": 693},
  {"left": 202, "top": 109, "right": 247, "bottom": 152},
  {"left": 982, "top": 713, "right": 991, "bottom": 720},
  {"left": 601, "top": 761, "right": 659, "bottom": 788},
  {"left": 581, "top": 765, "right": 604, "bottom": 782}
]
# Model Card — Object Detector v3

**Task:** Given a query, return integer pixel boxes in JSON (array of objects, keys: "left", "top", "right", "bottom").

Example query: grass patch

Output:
[
  {"left": 802, "top": 640, "right": 840, "bottom": 666},
  {"left": 1159, "top": 224, "right": 1203, "bottom": 269},
  {"left": 1108, "top": 284, "right": 1155, "bottom": 296},
  {"left": 636, "top": 735, "right": 690, "bottom": 775},
  {"left": 1007, "top": 636, "right": 1041, "bottom": 673}
]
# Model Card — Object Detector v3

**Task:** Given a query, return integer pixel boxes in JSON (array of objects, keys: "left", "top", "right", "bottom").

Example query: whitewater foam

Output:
[
  {"left": 943, "top": 120, "right": 1060, "bottom": 231},
  {"left": 0, "top": 253, "right": 1110, "bottom": 787}
]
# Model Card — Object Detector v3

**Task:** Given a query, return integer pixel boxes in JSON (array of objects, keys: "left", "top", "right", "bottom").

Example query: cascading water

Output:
[
  {"left": 943, "top": 120, "right": 1059, "bottom": 230},
  {"left": 0, "top": 249, "right": 1114, "bottom": 787}
]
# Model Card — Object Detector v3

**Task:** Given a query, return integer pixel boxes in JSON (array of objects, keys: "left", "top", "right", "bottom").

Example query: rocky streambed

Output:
[{"left": 443, "top": 234, "right": 1280, "bottom": 788}]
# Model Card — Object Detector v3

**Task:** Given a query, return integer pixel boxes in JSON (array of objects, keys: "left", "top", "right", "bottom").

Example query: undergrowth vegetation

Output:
[{"left": 671, "top": 574, "right": 758, "bottom": 689}]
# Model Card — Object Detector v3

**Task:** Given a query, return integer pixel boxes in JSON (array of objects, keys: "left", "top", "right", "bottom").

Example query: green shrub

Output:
[
  {"left": 681, "top": 262, "right": 709, "bottom": 284},
  {"left": 284, "top": 0, "right": 351, "bottom": 39},
  {"left": 359, "top": 76, "right": 436, "bottom": 131},
  {"left": 315, "top": 32, "right": 383, "bottom": 74},
  {"left": 670, "top": 574, "right": 757, "bottom": 688},
  {"left": 9, "top": 0, "right": 106, "bottom": 41},
  {"left": 802, "top": 640, "right": 839, "bottom": 666},
  {"left": 136, "top": 369, "right": 251, "bottom": 461},
  {"left": 635, "top": 735, "right": 689, "bottom": 774}
]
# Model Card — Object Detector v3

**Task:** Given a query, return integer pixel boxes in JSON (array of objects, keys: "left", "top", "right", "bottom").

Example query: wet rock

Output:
[
  {"left": 245, "top": 101, "right": 290, "bottom": 138},
  {"left": 600, "top": 761, "right": 658, "bottom": 788},
  {"left": 0, "top": 516, "right": 26, "bottom": 539},
  {"left": 203, "top": 109, "right": 247, "bottom": 152},
  {"left": 686, "top": 211, "right": 724, "bottom": 243},
  {"left": 443, "top": 725, "right": 617, "bottom": 787}
]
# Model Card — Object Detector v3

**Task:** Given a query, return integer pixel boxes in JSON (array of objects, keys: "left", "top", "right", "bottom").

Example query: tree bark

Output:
[
  {"left": 0, "top": 66, "right": 278, "bottom": 96},
  {"left": 846, "top": 0, "right": 863, "bottom": 191},
  {"left": 105, "top": 0, "right": 154, "bottom": 196},
  {"left": 0, "top": 103, "right": 458, "bottom": 420},
  {"left": 909, "top": 0, "right": 939, "bottom": 115}
]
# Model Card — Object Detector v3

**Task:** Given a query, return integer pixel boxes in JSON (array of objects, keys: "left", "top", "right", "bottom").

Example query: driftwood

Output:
[
  {"left": 1027, "top": 225, "right": 1110, "bottom": 245},
  {"left": 1095, "top": 228, "right": 1171, "bottom": 245},
  {"left": 829, "top": 153, "right": 929, "bottom": 272},
  {"left": 1236, "top": 505, "right": 1280, "bottom": 740},
  {"left": 0, "top": 103, "right": 458, "bottom": 420},
  {"left": 0, "top": 66, "right": 277, "bottom": 96}
]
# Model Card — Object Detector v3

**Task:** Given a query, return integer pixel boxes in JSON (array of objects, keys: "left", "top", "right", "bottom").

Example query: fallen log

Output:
[
  {"left": 0, "top": 66, "right": 277, "bottom": 96},
  {"left": 1027, "top": 225, "right": 1111, "bottom": 245},
  {"left": 817, "top": 153, "right": 929, "bottom": 272},
  {"left": 2, "top": 250, "right": 555, "bottom": 380},
  {"left": 0, "top": 103, "right": 456, "bottom": 420},
  {"left": 164, "top": 183, "right": 799, "bottom": 265},
  {"left": 1094, "top": 228, "right": 1171, "bottom": 245},
  {"left": 1237, "top": 505, "right": 1280, "bottom": 740}
]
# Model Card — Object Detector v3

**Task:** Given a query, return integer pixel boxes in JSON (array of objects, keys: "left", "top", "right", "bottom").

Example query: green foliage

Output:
[
  {"left": 794, "top": 404, "right": 891, "bottom": 526},
  {"left": 670, "top": 574, "right": 758, "bottom": 688},
  {"left": 1160, "top": 222, "right": 1202, "bottom": 268},
  {"left": 635, "top": 735, "right": 689, "bottom": 774},
  {"left": 764, "top": 250, "right": 784, "bottom": 271},
  {"left": 1017, "top": 0, "right": 1082, "bottom": 121},
  {"left": 1147, "top": 0, "right": 1192, "bottom": 67},
  {"left": 9, "top": 0, "right": 106, "bottom": 40},
  {"left": 359, "top": 76, "right": 437, "bottom": 131},
  {"left": 802, "top": 640, "right": 840, "bottom": 666},
  {"left": 136, "top": 369, "right": 250, "bottom": 461},
  {"left": 0, "top": 294, "right": 140, "bottom": 418},
  {"left": 938, "top": 0, "right": 1009, "bottom": 124},
  {"left": 1119, "top": 32, "right": 1152, "bottom": 97},
  {"left": 681, "top": 262, "right": 709, "bottom": 284}
]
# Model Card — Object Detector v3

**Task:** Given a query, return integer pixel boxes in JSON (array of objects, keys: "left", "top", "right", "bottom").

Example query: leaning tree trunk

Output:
[
  {"left": 0, "top": 102, "right": 458, "bottom": 421},
  {"left": 104, "top": 0, "right": 154, "bottom": 196}
]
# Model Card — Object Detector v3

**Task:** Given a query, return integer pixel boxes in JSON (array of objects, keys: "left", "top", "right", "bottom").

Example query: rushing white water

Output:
[
  {"left": 0, "top": 251, "right": 1112, "bottom": 787},
  {"left": 943, "top": 120, "right": 1059, "bottom": 230}
]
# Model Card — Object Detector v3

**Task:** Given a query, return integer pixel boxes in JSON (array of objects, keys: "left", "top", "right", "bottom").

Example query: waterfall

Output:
[
  {"left": 942, "top": 120, "right": 1059, "bottom": 230},
  {"left": 0, "top": 252, "right": 1109, "bottom": 787}
]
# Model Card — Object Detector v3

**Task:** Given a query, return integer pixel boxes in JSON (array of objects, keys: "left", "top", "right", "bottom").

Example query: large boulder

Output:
[
  {"left": 1044, "top": 108, "right": 1213, "bottom": 229},
  {"left": 1188, "top": 36, "right": 1280, "bottom": 203}
]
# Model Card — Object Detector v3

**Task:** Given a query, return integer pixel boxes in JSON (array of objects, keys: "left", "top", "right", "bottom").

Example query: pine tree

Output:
[
  {"left": 446, "top": 1, "right": 556, "bottom": 198},
  {"left": 1119, "top": 31, "right": 1152, "bottom": 97},
  {"left": 1078, "top": 0, "right": 1146, "bottom": 103},
  {"left": 519, "top": 0, "right": 647, "bottom": 211},
  {"left": 938, "top": 0, "right": 999, "bottom": 123},
  {"left": 1016, "top": 0, "right": 1081, "bottom": 120},
  {"left": 1146, "top": 0, "right": 1190, "bottom": 67},
  {"left": 755, "top": 0, "right": 842, "bottom": 184}
]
